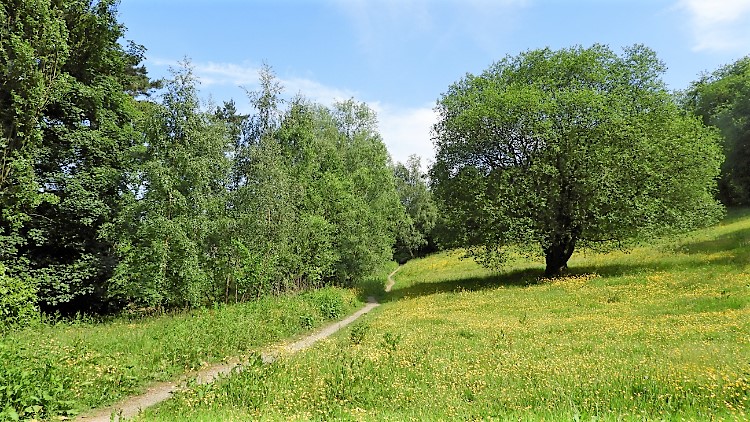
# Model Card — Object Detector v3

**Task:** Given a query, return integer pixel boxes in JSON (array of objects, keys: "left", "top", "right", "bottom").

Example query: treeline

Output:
[
  {"left": 0, "top": 0, "right": 436, "bottom": 326},
  {"left": 7, "top": 1, "right": 747, "bottom": 328},
  {"left": 682, "top": 56, "right": 750, "bottom": 206},
  {"left": 110, "top": 63, "right": 407, "bottom": 308}
]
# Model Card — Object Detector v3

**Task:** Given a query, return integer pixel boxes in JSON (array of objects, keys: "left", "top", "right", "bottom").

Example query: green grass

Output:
[
  {"left": 136, "top": 209, "right": 750, "bottom": 421},
  {"left": 0, "top": 285, "right": 368, "bottom": 420}
]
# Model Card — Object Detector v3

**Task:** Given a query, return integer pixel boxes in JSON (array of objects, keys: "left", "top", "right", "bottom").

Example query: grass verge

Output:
[{"left": 137, "top": 209, "right": 750, "bottom": 421}]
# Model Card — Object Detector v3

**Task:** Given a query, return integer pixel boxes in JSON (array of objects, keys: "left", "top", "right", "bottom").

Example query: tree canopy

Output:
[
  {"left": 1, "top": 1, "right": 406, "bottom": 317},
  {"left": 106, "top": 64, "right": 405, "bottom": 308},
  {"left": 684, "top": 56, "right": 750, "bottom": 205},
  {"left": 430, "top": 45, "right": 724, "bottom": 276},
  {"left": 392, "top": 155, "right": 438, "bottom": 262},
  {"left": 1, "top": 0, "right": 151, "bottom": 312}
]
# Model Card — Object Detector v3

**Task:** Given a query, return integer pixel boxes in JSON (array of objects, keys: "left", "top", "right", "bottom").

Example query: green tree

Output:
[
  {"left": 393, "top": 155, "right": 438, "bottom": 262},
  {"left": 110, "top": 61, "right": 232, "bottom": 307},
  {"left": 1, "top": 0, "right": 151, "bottom": 311},
  {"left": 684, "top": 56, "right": 750, "bottom": 205},
  {"left": 328, "top": 99, "right": 404, "bottom": 284},
  {"left": 0, "top": 0, "right": 68, "bottom": 294},
  {"left": 0, "top": 262, "right": 39, "bottom": 330},
  {"left": 274, "top": 100, "right": 338, "bottom": 289},
  {"left": 431, "top": 45, "right": 723, "bottom": 276},
  {"left": 227, "top": 67, "right": 404, "bottom": 292},
  {"left": 127, "top": 63, "right": 406, "bottom": 303},
  {"left": 225, "top": 65, "right": 298, "bottom": 296}
]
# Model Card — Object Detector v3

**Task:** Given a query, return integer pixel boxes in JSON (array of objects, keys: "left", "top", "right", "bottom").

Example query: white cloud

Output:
[
  {"left": 281, "top": 76, "right": 357, "bottom": 105},
  {"left": 193, "top": 61, "right": 260, "bottom": 86},
  {"left": 677, "top": 0, "right": 750, "bottom": 51},
  {"left": 191, "top": 61, "right": 357, "bottom": 105},
  {"left": 334, "top": 0, "right": 529, "bottom": 62},
  {"left": 371, "top": 103, "right": 437, "bottom": 168},
  {"left": 147, "top": 59, "right": 357, "bottom": 107}
]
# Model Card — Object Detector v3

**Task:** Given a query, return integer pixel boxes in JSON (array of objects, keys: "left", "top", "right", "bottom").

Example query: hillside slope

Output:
[{"left": 141, "top": 210, "right": 750, "bottom": 421}]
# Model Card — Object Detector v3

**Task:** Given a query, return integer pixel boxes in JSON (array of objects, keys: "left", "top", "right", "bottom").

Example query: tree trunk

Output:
[{"left": 543, "top": 235, "right": 577, "bottom": 277}]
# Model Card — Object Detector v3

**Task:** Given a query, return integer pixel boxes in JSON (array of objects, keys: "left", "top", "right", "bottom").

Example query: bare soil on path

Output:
[
  {"left": 385, "top": 265, "right": 399, "bottom": 292},
  {"left": 76, "top": 267, "right": 400, "bottom": 422}
]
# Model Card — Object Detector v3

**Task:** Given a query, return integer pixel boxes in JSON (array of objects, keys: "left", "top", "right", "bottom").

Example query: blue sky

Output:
[{"left": 118, "top": 0, "right": 750, "bottom": 166}]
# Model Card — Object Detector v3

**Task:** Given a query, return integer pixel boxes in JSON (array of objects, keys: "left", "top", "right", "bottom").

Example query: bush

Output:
[
  {"left": 311, "top": 288, "right": 346, "bottom": 319},
  {"left": 0, "top": 343, "right": 75, "bottom": 420},
  {"left": 0, "top": 264, "right": 39, "bottom": 331}
]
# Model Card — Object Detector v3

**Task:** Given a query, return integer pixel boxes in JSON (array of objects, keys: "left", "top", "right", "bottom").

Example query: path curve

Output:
[
  {"left": 77, "top": 296, "right": 385, "bottom": 421},
  {"left": 385, "top": 265, "right": 400, "bottom": 293}
]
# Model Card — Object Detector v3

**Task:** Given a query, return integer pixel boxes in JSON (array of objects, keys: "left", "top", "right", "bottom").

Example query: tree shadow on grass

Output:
[
  {"left": 356, "top": 277, "right": 390, "bottom": 303},
  {"left": 379, "top": 260, "right": 706, "bottom": 304},
  {"left": 374, "top": 210, "right": 750, "bottom": 303},
  {"left": 380, "top": 262, "right": 665, "bottom": 303},
  {"left": 381, "top": 267, "right": 546, "bottom": 303},
  {"left": 563, "top": 262, "right": 678, "bottom": 280},
  {"left": 673, "top": 226, "right": 750, "bottom": 258},
  {"left": 570, "top": 219, "right": 750, "bottom": 276},
  {"left": 380, "top": 220, "right": 750, "bottom": 303}
]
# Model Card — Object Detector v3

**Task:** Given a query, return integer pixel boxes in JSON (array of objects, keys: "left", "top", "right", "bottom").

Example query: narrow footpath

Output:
[{"left": 77, "top": 266, "right": 401, "bottom": 422}]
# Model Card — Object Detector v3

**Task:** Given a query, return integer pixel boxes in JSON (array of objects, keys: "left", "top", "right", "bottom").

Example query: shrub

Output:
[
  {"left": 0, "top": 343, "right": 75, "bottom": 420},
  {"left": 0, "top": 264, "right": 39, "bottom": 331},
  {"left": 311, "top": 288, "right": 345, "bottom": 319}
]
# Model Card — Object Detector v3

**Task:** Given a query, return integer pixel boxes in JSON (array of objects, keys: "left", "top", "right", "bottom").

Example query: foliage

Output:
[
  {"left": 684, "top": 55, "right": 750, "bottom": 205},
  {"left": 225, "top": 70, "right": 300, "bottom": 295},
  {"left": 109, "top": 61, "right": 232, "bottom": 308},
  {"left": 138, "top": 211, "right": 750, "bottom": 421},
  {"left": 325, "top": 99, "right": 405, "bottom": 285},
  {"left": 0, "top": 263, "right": 39, "bottom": 331},
  {"left": 392, "top": 155, "right": 438, "bottom": 262},
  {"left": 105, "top": 64, "right": 402, "bottom": 308},
  {"left": 312, "top": 287, "right": 346, "bottom": 319},
  {"left": 0, "top": 287, "right": 360, "bottom": 418},
  {"left": 1, "top": 0, "right": 403, "bottom": 318},
  {"left": 218, "top": 68, "right": 403, "bottom": 295},
  {"left": 0, "top": 0, "right": 67, "bottom": 267},
  {"left": 430, "top": 44, "right": 724, "bottom": 276},
  {"left": 0, "top": 343, "right": 76, "bottom": 421},
  {"left": 0, "top": 0, "right": 152, "bottom": 311}
]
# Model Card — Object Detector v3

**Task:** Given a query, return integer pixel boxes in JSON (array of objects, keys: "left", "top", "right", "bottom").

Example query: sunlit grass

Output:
[
  {"left": 138, "top": 209, "right": 750, "bottom": 421},
  {"left": 0, "top": 286, "right": 364, "bottom": 419}
]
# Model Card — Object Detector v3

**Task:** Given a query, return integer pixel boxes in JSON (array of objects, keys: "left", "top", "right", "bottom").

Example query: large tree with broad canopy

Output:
[{"left": 430, "top": 44, "right": 724, "bottom": 276}]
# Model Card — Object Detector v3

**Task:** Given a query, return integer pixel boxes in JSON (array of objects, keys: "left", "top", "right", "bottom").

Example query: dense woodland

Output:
[
  {"left": 2, "top": 0, "right": 749, "bottom": 329},
  {"left": 0, "top": 0, "right": 435, "bottom": 325}
]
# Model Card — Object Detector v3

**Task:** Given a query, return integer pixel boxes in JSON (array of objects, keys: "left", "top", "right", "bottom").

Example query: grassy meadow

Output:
[
  {"left": 0, "top": 285, "right": 369, "bottom": 420},
  {"left": 136, "top": 210, "right": 750, "bottom": 421}
]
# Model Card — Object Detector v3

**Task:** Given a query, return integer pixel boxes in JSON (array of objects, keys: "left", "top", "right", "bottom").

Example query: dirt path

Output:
[
  {"left": 385, "top": 265, "right": 400, "bottom": 292},
  {"left": 76, "top": 269, "right": 400, "bottom": 422}
]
